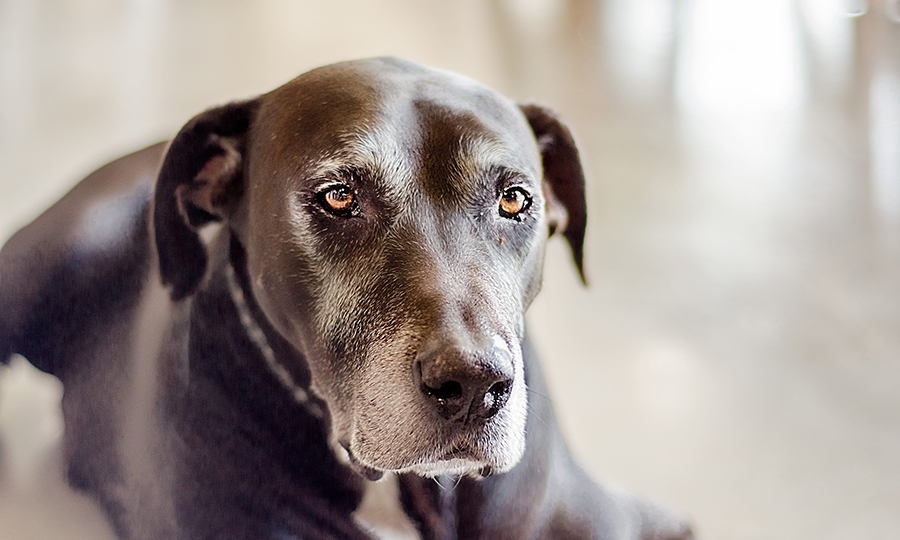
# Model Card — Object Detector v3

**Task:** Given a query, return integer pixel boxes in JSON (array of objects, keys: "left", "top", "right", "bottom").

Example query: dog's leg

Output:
[
  {"left": 398, "top": 335, "right": 691, "bottom": 540},
  {"left": 487, "top": 337, "right": 692, "bottom": 540},
  {"left": 0, "top": 143, "right": 165, "bottom": 377}
]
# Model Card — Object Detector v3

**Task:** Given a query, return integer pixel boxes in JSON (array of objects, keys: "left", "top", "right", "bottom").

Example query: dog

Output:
[{"left": 0, "top": 57, "right": 691, "bottom": 540}]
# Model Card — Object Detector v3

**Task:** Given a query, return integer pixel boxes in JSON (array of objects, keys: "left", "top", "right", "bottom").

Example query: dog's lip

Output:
[
  {"left": 440, "top": 443, "right": 479, "bottom": 461},
  {"left": 340, "top": 441, "right": 385, "bottom": 481},
  {"left": 402, "top": 457, "right": 490, "bottom": 478},
  {"left": 341, "top": 437, "right": 488, "bottom": 479}
]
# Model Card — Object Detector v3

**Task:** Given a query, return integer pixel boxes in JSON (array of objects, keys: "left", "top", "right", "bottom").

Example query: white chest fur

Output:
[{"left": 353, "top": 474, "right": 422, "bottom": 540}]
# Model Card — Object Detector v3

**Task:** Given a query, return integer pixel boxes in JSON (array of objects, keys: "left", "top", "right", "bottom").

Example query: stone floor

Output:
[{"left": 1, "top": 1, "right": 898, "bottom": 539}]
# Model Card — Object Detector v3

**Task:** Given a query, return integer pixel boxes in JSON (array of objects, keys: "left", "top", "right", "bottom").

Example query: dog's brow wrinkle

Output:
[
  {"left": 304, "top": 126, "right": 413, "bottom": 212},
  {"left": 461, "top": 136, "right": 530, "bottom": 179},
  {"left": 349, "top": 124, "right": 414, "bottom": 201}
]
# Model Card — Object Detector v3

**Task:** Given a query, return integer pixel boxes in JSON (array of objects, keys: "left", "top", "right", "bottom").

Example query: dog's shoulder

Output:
[{"left": 0, "top": 142, "right": 166, "bottom": 375}]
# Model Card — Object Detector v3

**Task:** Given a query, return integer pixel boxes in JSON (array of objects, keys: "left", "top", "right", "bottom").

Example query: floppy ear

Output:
[
  {"left": 154, "top": 99, "right": 260, "bottom": 301},
  {"left": 518, "top": 104, "right": 588, "bottom": 284}
]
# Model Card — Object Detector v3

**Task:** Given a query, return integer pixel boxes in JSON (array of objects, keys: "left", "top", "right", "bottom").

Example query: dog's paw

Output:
[{"left": 627, "top": 492, "right": 694, "bottom": 540}]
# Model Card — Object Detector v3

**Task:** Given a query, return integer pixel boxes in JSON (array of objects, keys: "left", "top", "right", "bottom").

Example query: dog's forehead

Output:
[{"left": 254, "top": 58, "right": 540, "bottom": 190}]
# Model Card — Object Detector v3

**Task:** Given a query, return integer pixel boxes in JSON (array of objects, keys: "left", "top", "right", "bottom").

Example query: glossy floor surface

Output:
[{"left": 1, "top": 1, "right": 899, "bottom": 539}]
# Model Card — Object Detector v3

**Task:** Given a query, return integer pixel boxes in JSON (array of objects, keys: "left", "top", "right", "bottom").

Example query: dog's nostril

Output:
[
  {"left": 480, "top": 380, "right": 511, "bottom": 417},
  {"left": 423, "top": 380, "right": 463, "bottom": 402},
  {"left": 488, "top": 380, "right": 509, "bottom": 398}
]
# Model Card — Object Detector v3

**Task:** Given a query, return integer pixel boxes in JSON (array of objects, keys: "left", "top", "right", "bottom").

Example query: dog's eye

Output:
[
  {"left": 498, "top": 187, "right": 531, "bottom": 219},
  {"left": 318, "top": 185, "right": 356, "bottom": 215}
]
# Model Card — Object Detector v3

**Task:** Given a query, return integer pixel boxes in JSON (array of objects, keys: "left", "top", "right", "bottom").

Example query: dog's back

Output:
[
  {"left": 1, "top": 143, "right": 165, "bottom": 377},
  {"left": 0, "top": 143, "right": 172, "bottom": 532},
  {"left": 1, "top": 143, "right": 375, "bottom": 540}
]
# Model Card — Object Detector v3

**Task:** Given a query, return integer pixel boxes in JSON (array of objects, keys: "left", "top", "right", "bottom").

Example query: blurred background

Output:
[{"left": 1, "top": 0, "right": 899, "bottom": 538}]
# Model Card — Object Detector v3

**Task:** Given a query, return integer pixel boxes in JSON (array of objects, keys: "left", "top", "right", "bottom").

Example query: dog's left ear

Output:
[
  {"left": 518, "top": 104, "right": 588, "bottom": 284},
  {"left": 154, "top": 99, "right": 260, "bottom": 301}
]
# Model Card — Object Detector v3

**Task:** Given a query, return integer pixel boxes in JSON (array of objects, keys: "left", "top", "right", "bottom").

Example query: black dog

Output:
[{"left": 0, "top": 58, "right": 691, "bottom": 540}]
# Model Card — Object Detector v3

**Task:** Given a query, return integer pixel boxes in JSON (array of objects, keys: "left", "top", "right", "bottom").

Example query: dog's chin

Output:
[
  {"left": 341, "top": 436, "right": 524, "bottom": 481},
  {"left": 401, "top": 458, "right": 491, "bottom": 478},
  {"left": 348, "top": 452, "right": 501, "bottom": 481}
]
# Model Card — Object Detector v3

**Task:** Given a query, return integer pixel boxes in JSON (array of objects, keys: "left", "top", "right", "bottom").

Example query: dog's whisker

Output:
[
  {"left": 525, "top": 387, "right": 553, "bottom": 402},
  {"left": 526, "top": 404, "right": 552, "bottom": 430},
  {"left": 430, "top": 475, "right": 446, "bottom": 489}
]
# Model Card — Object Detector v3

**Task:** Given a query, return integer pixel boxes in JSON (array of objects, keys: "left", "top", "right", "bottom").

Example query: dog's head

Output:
[{"left": 153, "top": 58, "right": 586, "bottom": 478}]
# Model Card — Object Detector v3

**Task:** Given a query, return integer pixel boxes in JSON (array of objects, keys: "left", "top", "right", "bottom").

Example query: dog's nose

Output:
[{"left": 415, "top": 341, "right": 514, "bottom": 422}]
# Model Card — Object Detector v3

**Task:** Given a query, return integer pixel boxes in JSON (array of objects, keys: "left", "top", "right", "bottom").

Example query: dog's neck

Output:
[
  {"left": 200, "top": 232, "right": 337, "bottom": 452},
  {"left": 223, "top": 250, "right": 325, "bottom": 419},
  {"left": 168, "top": 231, "right": 371, "bottom": 533}
]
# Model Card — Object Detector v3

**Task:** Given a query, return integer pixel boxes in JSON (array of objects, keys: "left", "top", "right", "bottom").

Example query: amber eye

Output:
[
  {"left": 318, "top": 184, "right": 356, "bottom": 215},
  {"left": 498, "top": 187, "right": 531, "bottom": 219}
]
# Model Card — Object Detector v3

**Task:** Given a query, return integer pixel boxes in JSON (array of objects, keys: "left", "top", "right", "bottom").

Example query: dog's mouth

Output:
[{"left": 343, "top": 444, "right": 386, "bottom": 481}]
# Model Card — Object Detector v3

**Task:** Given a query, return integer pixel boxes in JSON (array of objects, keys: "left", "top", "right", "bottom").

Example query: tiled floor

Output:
[{"left": 1, "top": 1, "right": 899, "bottom": 538}]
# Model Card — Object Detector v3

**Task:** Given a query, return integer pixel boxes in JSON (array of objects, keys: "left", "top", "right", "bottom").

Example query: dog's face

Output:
[{"left": 154, "top": 58, "right": 586, "bottom": 478}]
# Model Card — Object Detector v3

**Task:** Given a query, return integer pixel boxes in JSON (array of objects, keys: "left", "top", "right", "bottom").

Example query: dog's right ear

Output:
[
  {"left": 154, "top": 99, "right": 260, "bottom": 301},
  {"left": 518, "top": 104, "right": 588, "bottom": 285}
]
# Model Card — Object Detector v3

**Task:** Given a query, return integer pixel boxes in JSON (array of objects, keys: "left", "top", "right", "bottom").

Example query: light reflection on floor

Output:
[{"left": 1, "top": 1, "right": 898, "bottom": 539}]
